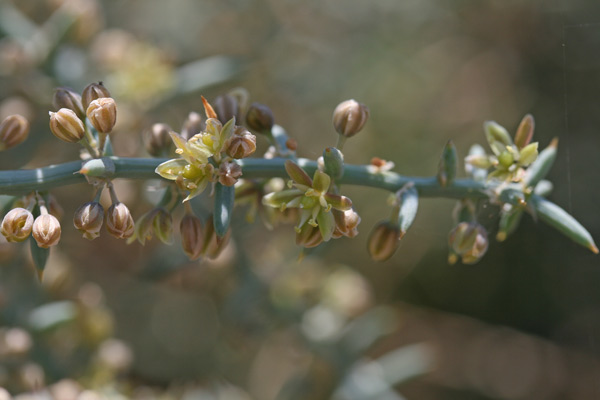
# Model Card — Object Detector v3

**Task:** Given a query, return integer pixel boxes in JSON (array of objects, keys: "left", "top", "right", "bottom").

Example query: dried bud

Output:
[
  {"left": 448, "top": 222, "right": 488, "bottom": 265},
  {"left": 218, "top": 161, "right": 243, "bottom": 186},
  {"left": 226, "top": 126, "right": 256, "bottom": 159},
  {"left": 86, "top": 97, "right": 117, "bottom": 134},
  {"left": 202, "top": 215, "right": 230, "bottom": 259},
  {"left": 180, "top": 214, "right": 203, "bottom": 260},
  {"left": 73, "top": 202, "right": 104, "bottom": 240},
  {"left": 246, "top": 102, "right": 274, "bottom": 132},
  {"left": 0, "top": 114, "right": 29, "bottom": 151},
  {"left": 53, "top": 87, "right": 85, "bottom": 119},
  {"left": 181, "top": 112, "right": 205, "bottom": 140},
  {"left": 145, "top": 123, "right": 172, "bottom": 156},
  {"left": 214, "top": 94, "right": 240, "bottom": 125},
  {"left": 49, "top": 108, "right": 85, "bottom": 143},
  {"left": 333, "top": 99, "right": 369, "bottom": 138},
  {"left": 1, "top": 208, "right": 34, "bottom": 242},
  {"left": 106, "top": 203, "right": 134, "bottom": 239},
  {"left": 32, "top": 214, "right": 61, "bottom": 248},
  {"left": 367, "top": 221, "right": 400, "bottom": 262},
  {"left": 82, "top": 82, "right": 111, "bottom": 110}
]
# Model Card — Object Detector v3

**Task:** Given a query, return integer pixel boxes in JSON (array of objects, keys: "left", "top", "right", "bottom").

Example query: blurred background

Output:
[{"left": 1, "top": 0, "right": 600, "bottom": 398}]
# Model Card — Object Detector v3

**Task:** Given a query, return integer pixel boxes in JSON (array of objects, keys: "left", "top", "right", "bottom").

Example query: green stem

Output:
[{"left": 0, "top": 157, "right": 490, "bottom": 199}]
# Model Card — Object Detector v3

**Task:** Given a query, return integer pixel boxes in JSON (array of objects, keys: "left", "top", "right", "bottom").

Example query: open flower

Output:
[
  {"left": 155, "top": 117, "right": 236, "bottom": 201},
  {"left": 262, "top": 160, "right": 352, "bottom": 245},
  {"left": 464, "top": 115, "right": 539, "bottom": 183}
]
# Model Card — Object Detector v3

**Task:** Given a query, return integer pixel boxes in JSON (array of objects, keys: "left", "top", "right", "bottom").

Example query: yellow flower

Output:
[{"left": 155, "top": 118, "right": 236, "bottom": 201}]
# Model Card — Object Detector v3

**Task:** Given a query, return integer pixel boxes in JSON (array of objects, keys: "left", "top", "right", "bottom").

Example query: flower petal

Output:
[
  {"left": 155, "top": 158, "right": 187, "bottom": 180},
  {"left": 316, "top": 208, "right": 335, "bottom": 242},
  {"left": 262, "top": 189, "right": 303, "bottom": 208},
  {"left": 312, "top": 170, "right": 331, "bottom": 193},
  {"left": 324, "top": 193, "right": 352, "bottom": 211},
  {"left": 285, "top": 160, "right": 312, "bottom": 187}
]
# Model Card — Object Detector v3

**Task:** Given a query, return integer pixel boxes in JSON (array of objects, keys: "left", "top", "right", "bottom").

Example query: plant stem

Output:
[{"left": 0, "top": 157, "right": 491, "bottom": 199}]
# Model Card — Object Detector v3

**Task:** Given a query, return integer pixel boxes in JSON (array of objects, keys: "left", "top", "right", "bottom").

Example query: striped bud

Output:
[
  {"left": 82, "top": 82, "right": 111, "bottom": 110},
  {"left": 332, "top": 99, "right": 369, "bottom": 138},
  {"left": 0, "top": 114, "right": 29, "bottom": 151},
  {"left": 214, "top": 94, "right": 241, "bottom": 125},
  {"left": 32, "top": 214, "right": 61, "bottom": 248},
  {"left": 367, "top": 221, "right": 400, "bottom": 262},
  {"left": 86, "top": 97, "right": 117, "bottom": 134},
  {"left": 180, "top": 214, "right": 203, "bottom": 260},
  {"left": 145, "top": 123, "right": 172, "bottom": 156},
  {"left": 448, "top": 222, "right": 488, "bottom": 265},
  {"left": 246, "top": 102, "right": 274, "bottom": 132},
  {"left": 1, "top": 208, "right": 34, "bottom": 242},
  {"left": 73, "top": 202, "right": 104, "bottom": 240},
  {"left": 106, "top": 203, "right": 134, "bottom": 239},
  {"left": 53, "top": 87, "right": 85, "bottom": 119},
  {"left": 202, "top": 215, "right": 230, "bottom": 259},
  {"left": 181, "top": 112, "right": 204, "bottom": 140},
  {"left": 49, "top": 108, "right": 85, "bottom": 143}
]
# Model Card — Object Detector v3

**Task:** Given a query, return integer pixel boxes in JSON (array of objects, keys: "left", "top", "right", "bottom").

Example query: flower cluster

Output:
[
  {"left": 155, "top": 98, "right": 256, "bottom": 201},
  {"left": 465, "top": 114, "right": 538, "bottom": 183},
  {"left": 262, "top": 160, "right": 357, "bottom": 248}
]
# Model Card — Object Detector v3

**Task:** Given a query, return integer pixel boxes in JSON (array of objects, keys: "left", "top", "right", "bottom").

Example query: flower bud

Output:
[
  {"left": 202, "top": 215, "right": 230, "bottom": 259},
  {"left": 1, "top": 208, "right": 34, "bottom": 242},
  {"left": 448, "top": 222, "right": 488, "bottom": 265},
  {"left": 180, "top": 214, "right": 203, "bottom": 260},
  {"left": 226, "top": 126, "right": 256, "bottom": 159},
  {"left": 32, "top": 214, "right": 61, "bottom": 248},
  {"left": 214, "top": 94, "right": 241, "bottom": 125},
  {"left": 367, "top": 220, "right": 400, "bottom": 262},
  {"left": 82, "top": 82, "right": 111, "bottom": 110},
  {"left": 181, "top": 112, "right": 205, "bottom": 140},
  {"left": 145, "top": 123, "right": 172, "bottom": 156},
  {"left": 106, "top": 203, "right": 134, "bottom": 239},
  {"left": 49, "top": 108, "right": 85, "bottom": 143},
  {"left": 246, "top": 102, "right": 274, "bottom": 132},
  {"left": 86, "top": 97, "right": 117, "bottom": 134},
  {"left": 218, "top": 161, "right": 242, "bottom": 186},
  {"left": 0, "top": 114, "right": 29, "bottom": 151},
  {"left": 73, "top": 202, "right": 104, "bottom": 240},
  {"left": 323, "top": 147, "right": 344, "bottom": 180},
  {"left": 332, "top": 99, "right": 369, "bottom": 138},
  {"left": 295, "top": 223, "right": 324, "bottom": 248},
  {"left": 53, "top": 87, "right": 85, "bottom": 119}
]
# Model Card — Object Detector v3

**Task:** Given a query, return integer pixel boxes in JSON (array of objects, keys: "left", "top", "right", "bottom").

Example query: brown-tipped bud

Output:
[
  {"left": 145, "top": 123, "right": 172, "bottom": 156},
  {"left": 53, "top": 87, "right": 85, "bottom": 119},
  {"left": 246, "top": 102, "right": 274, "bottom": 132},
  {"left": 1, "top": 208, "right": 34, "bottom": 242},
  {"left": 180, "top": 214, "right": 203, "bottom": 260},
  {"left": 86, "top": 97, "right": 117, "bottom": 134},
  {"left": 448, "top": 222, "right": 488, "bottom": 265},
  {"left": 32, "top": 214, "right": 61, "bottom": 248},
  {"left": 226, "top": 126, "right": 256, "bottom": 159},
  {"left": 214, "top": 94, "right": 240, "bottom": 125},
  {"left": 0, "top": 114, "right": 29, "bottom": 151},
  {"left": 367, "top": 220, "right": 400, "bottom": 262},
  {"left": 202, "top": 215, "right": 230, "bottom": 259},
  {"left": 218, "top": 161, "right": 242, "bottom": 186},
  {"left": 73, "top": 202, "right": 104, "bottom": 240},
  {"left": 49, "top": 108, "right": 85, "bottom": 143},
  {"left": 82, "top": 82, "right": 111, "bottom": 110},
  {"left": 514, "top": 114, "right": 535, "bottom": 150},
  {"left": 295, "top": 223, "right": 324, "bottom": 248},
  {"left": 181, "top": 112, "right": 205, "bottom": 140},
  {"left": 333, "top": 99, "right": 369, "bottom": 138},
  {"left": 106, "top": 203, "right": 134, "bottom": 239}
]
